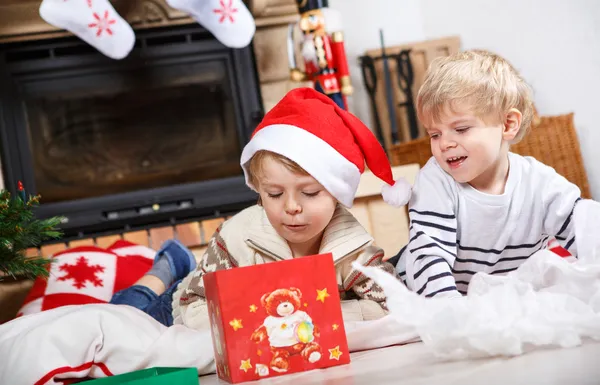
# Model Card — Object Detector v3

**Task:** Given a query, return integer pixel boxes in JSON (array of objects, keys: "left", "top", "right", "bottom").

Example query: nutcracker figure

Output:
[{"left": 288, "top": 0, "right": 352, "bottom": 110}]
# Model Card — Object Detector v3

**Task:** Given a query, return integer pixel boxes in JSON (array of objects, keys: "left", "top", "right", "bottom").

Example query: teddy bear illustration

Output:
[{"left": 251, "top": 287, "right": 322, "bottom": 373}]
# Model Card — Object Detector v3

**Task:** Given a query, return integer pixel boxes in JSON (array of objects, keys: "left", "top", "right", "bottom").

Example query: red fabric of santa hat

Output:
[{"left": 240, "top": 87, "right": 411, "bottom": 208}]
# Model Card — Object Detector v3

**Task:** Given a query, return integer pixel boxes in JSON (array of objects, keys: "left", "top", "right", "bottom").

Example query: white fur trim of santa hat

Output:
[{"left": 240, "top": 124, "right": 362, "bottom": 208}]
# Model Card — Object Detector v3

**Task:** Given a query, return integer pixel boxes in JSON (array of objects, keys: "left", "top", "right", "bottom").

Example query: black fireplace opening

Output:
[{"left": 0, "top": 25, "right": 263, "bottom": 238}]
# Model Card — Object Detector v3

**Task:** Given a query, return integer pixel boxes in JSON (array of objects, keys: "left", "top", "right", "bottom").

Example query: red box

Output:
[{"left": 204, "top": 253, "right": 350, "bottom": 383}]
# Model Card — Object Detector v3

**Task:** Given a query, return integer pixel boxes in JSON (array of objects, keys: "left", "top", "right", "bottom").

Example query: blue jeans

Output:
[{"left": 110, "top": 279, "right": 182, "bottom": 326}]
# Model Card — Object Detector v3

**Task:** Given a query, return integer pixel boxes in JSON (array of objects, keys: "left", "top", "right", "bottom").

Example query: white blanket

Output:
[
  {"left": 351, "top": 199, "right": 600, "bottom": 358},
  {"left": 0, "top": 304, "right": 216, "bottom": 385}
]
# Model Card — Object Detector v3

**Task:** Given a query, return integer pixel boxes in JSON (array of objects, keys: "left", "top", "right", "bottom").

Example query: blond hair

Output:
[
  {"left": 247, "top": 150, "right": 309, "bottom": 188},
  {"left": 417, "top": 50, "right": 534, "bottom": 143}
]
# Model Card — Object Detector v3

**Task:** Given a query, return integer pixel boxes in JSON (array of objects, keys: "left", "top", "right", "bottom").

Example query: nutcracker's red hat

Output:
[{"left": 240, "top": 87, "right": 411, "bottom": 208}]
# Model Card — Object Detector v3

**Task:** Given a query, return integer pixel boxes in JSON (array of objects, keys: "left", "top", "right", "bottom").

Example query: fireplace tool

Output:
[
  {"left": 378, "top": 30, "right": 399, "bottom": 144},
  {"left": 394, "top": 49, "right": 420, "bottom": 140},
  {"left": 358, "top": 55, "right": 384, "bottom": 146},
  {"left": 359, "top": 35, "right": 420, "bottom": 144}
]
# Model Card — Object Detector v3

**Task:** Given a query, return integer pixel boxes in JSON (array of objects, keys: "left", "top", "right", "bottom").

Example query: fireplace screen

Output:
[
  {"left": 22, "top": 60, "right": 241, "bottom": 203},
  {"left": 1, "top": 25, "right": 261, "bottom": 235}
]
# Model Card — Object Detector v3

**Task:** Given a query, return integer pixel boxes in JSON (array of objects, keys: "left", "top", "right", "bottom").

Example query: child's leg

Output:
[
  {"left": 110, "top": 284, "right": 159, "bottom": 312},
  {"left": 144, "top": 239, "right": 197, "bottom": 295},
  {"left": 109, "top": 280, "right": 181, "bottom": 326},
  {"left": 142, "top": 279, "right": 182, "bottom": 326},
  {"left": 132, "top": 275, "right": 167, "bottom": 296},
  {"left": 109, "top": 239, "right": 196, "bottom": 326}
]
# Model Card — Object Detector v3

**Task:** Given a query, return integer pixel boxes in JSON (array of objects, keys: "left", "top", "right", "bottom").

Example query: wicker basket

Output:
[{"left": 389, "top": 113, "right": 591, "bottom": 198}]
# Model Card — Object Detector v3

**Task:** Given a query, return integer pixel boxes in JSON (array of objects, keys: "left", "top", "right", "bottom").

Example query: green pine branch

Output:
[{"left": 0, "top": 189, "right": 65, "bottom": 281}]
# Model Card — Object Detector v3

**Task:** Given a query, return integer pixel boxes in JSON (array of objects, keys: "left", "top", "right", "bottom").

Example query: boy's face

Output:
[
  {"left": 424, "top": 105, "right": 518, "bottom": 190},
  {"left": 256, "top": 156, "right": 337, "bottom": 253}
]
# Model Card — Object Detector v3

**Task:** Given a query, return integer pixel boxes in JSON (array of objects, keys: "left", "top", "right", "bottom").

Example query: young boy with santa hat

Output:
[
  {"left": 172, "top": 87, "right": 412, "bottom": 330},
  {"left": 111, "top": 87, "right": 411, "bottom": 329}
]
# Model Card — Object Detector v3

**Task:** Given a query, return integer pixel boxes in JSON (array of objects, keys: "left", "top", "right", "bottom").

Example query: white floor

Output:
[{"left": 198, "top": 340, "right": 600, "bottom": 385}]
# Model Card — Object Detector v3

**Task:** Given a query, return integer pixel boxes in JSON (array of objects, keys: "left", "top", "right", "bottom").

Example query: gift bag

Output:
[{"left": 204, "top": 253, "right": 350, "bottom": 383}]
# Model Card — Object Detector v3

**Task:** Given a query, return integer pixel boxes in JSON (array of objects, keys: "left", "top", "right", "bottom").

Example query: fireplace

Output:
[{"left": 0, "top": 24, "right": 264, "bottom": 237}]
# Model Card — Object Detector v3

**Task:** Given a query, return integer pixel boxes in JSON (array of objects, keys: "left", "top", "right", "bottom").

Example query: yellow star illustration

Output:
[
  {"left": 229, "top": 318, "right": 243, "bottom": 331},
  {"left": 332, "top": 324, "right": 339, "bottom": 331},
  {"left": 249, "top": 304, "right": 258, "bottom": 313},
  {"left": 240, "top": 359, "right": 252, "bottom": 373},
  {"left": 329, "top": 346, "right": 343, "bottom": 360},
  {"left": 316, "top": 288, "right": 330, "bottom": 303},
  {"left": 257, "top": 349, "right": 262, "bottom": 356},
  {"left": 304, "top": 302, "right": 308, "bottom": 307}
]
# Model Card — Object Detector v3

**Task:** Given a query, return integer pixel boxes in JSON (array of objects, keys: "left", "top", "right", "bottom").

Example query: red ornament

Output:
[
  {"left": 17, "top": 181, "right": 24, "bottom": 191},
  {"left": 204, "top": 253, "right": 350, "bottom": 383}
]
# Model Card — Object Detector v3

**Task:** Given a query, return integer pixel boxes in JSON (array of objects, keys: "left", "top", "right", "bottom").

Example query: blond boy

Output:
[
  {"left": 393, "top": 50, "right": 581, "bottom": 297},
  {"left": 172, "top": 87, "right": 410, "bottom": 330}
]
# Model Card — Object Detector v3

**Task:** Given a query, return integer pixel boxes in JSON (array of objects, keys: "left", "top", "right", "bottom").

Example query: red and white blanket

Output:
[{"left": 0, "top": 304, "right": 216, "bottom": 384}]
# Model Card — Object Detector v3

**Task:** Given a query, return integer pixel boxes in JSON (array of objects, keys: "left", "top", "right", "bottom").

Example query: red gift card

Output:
[{"left": 204, "top": 253, "right": 350, "bottom": 383}]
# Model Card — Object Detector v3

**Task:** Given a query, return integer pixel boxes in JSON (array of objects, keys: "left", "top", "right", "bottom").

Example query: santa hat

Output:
[{"left": 240, "top": 87, "right": 411, "bottom": 208}]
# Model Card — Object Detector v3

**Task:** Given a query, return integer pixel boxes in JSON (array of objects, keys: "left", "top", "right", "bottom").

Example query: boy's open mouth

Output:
[{"left": 447, "top": 156, "right": 467, "bottom": 169}]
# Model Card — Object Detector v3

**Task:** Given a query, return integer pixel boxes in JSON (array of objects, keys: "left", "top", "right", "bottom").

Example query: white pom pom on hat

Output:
[
  {"left": 240, "top": 87, "right": 412, "bottom": 208},
  {"left": 381, "top": 177, "right": 412, "bottom": 207}
]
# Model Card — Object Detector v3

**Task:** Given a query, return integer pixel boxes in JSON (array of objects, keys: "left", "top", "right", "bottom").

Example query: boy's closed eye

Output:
[
  {"left": 266, "top": 191, "right": 321, "bottom": 198},
  {"left": 302, "top": 190, "right": 321, "bottom": 197}
]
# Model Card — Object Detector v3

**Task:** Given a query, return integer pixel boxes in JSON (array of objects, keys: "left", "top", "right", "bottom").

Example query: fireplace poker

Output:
[
  {"left": 358, "top": 55, "right": 385, "bottom": 146},
  {"left": 379, "top": 29, "right": 399, "bottom": 143},
  {"left": 394, "top": 49, "right": 420, "bottom": 140}
]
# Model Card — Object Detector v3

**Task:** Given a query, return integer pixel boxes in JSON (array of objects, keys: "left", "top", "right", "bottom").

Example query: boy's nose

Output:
[
  {"left": 284, "top": 198, "right": 302, "bottom": 214},
  {"left": 440, "top": 137, "right": 457, "bottom": 151}
]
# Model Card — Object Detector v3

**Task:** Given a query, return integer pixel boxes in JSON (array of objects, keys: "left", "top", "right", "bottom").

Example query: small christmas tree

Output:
[{"left": 0, "top": 182, "right": 65, "bottom": 280}]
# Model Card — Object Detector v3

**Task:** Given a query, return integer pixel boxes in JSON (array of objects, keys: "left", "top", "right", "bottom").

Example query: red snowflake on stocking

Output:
[
  {"left": 57, "top": 256, "right": 105, "bottom": 289},
  {"left": 88, "top": 10, "right": 116, "bottom": 37},
  {"left": 213, "top": 0, "right": 238, "bottom": 23}
]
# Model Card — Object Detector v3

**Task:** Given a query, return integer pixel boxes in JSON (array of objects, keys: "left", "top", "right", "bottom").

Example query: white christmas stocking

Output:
[
  {"left": 39, "top": 0, "right": 135, "bottom": 60},
  {"left": 167, "top": 0, "right": 256, "bottom": 48}
]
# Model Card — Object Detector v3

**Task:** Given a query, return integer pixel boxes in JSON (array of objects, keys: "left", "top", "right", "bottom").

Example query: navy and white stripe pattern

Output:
[
  {"left": 405, "top": 209, "right": 458, "bottom": 297},
  {"left": 395, "top": 153, "right": 582, "bottom": 298}
]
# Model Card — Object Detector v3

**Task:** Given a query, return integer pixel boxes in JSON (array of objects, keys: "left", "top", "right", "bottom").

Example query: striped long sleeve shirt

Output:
[{"left": 394, "top": 153, "right": 581, "bottom": 298}]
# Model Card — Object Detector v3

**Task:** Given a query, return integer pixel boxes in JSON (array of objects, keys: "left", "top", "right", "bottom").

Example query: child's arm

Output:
[
  {"left": 173, "top": 224, "right": 237, "bottom": 330},
  {"left": 341, "top": 246, "right": 395, "bottom": 308},
  {"left": 400, "top": 163, "right": 460, "bottom": 298},
  {"left": 541, "top": 166, "right": 582, "bottom": 257}
]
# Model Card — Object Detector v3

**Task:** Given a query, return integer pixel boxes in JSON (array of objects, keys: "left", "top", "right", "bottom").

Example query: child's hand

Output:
[{"left": 251, "top": 326, "right": 267, "bottom": 343}]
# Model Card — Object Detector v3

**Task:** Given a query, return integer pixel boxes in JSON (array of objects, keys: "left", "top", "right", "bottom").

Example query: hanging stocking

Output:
[
  {"left": 166, "top": 0, "right": 256, "bottom": 48},
  {"left": 39, "top": 0, "right": 135, "bottom": 60}
]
